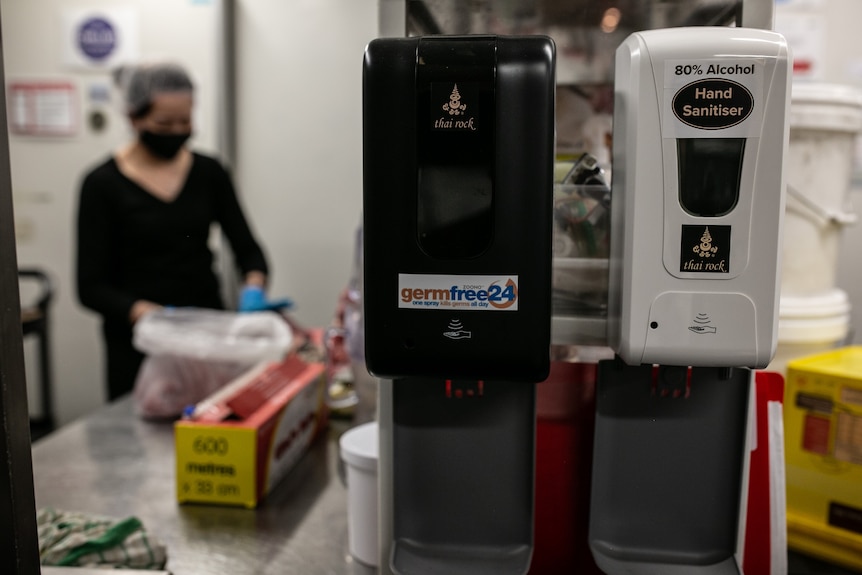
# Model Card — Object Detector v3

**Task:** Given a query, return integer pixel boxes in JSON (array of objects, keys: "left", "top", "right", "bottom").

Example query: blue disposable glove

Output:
[{"left": 238, "top": 285, "right": 293, "bottom": 312}]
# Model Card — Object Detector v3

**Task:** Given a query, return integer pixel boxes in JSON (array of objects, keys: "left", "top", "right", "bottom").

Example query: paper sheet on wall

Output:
[{"left": 9, "top": 82, "right": 77, "bottom": 136}]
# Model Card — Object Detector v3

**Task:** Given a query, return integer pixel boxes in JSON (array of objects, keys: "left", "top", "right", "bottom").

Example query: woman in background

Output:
[{"left": 76, "top": 63, "right": 286, "bottom": 401}]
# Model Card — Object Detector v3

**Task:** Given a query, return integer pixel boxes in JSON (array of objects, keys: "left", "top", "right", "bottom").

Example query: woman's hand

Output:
[
  {"left": 238, "top": 285, "right": 293, "bottom": 312},
  {"left": 243, "top": 270, "right": 267, "bottom": 288},
  {"left": 129, "top": 300, "right": 162, "bottom": 324},
  {"left": 238, "top": 270, "right": 292, "bottom": 312}
]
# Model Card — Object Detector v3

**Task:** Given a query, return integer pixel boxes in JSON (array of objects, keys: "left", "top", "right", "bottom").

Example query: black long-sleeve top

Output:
[{"left": 76, "top": 153, "right": 268, "bottom": 336}]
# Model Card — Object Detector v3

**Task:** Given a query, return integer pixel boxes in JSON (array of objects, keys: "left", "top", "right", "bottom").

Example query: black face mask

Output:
[{"left": 140, "top": 131, "right": 191, "bottom": 159}]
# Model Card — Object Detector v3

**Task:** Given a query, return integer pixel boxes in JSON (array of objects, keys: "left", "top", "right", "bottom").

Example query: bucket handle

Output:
[{"left": 786, "top": 184, "right": 857, "bottom": 227}]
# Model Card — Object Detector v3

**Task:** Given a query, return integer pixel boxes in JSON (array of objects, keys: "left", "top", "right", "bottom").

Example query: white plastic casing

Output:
[{"left": 609, "top": 27, "right": 791, "bottom": 368}]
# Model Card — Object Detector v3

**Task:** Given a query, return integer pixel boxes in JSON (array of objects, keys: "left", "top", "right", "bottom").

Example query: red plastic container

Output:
[{"left": 531, "top": 361, "right": 603, "bottom": 574}]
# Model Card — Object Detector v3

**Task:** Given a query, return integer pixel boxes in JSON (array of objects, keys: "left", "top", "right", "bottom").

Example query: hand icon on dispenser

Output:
[
  {"left": 688, "top": 325, "right": 717, "bottom": 334},
  {"left": 443, "top": 330, "right": 472, "bottom": 340},
  {"left": 443, "top": 319, "right": 472, "bottom": 340}
]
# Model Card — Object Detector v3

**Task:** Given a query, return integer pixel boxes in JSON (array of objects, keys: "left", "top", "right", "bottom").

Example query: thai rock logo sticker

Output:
[
  {"left": 442, "top": 84, "right": 467, "bottom": 116},
  {"left": 693, "top": 227, "right": 719, "bottom": 258},
  {"left": 432, "top": 82, "right": 477, "bottom": 131},
  {"left": 680, "top": 225, "right": 731, "bottom": 273}
]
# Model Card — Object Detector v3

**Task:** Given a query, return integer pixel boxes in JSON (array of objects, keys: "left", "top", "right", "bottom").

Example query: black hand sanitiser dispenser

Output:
[
  {"left": 363, "top": 36, "right": 555, "bottom": 382},
  {"left": 363, "top": 36, "right": 555, "bottom": 574}
]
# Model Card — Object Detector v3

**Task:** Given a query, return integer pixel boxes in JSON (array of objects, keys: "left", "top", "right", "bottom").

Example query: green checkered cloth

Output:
[{"left": 37, "top": 508, "right": 167, "bottom": 569}]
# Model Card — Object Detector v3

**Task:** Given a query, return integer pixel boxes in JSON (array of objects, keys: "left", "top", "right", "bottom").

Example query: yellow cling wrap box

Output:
[
  {"left": 175, "top": 353, "right": 327, "bottom": 508},
  {"left": 785, "top": 346, "right": 862, "bottom": 571}
]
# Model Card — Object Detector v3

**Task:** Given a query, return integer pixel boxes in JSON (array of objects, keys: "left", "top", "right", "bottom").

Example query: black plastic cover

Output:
[{"left": 362, "top": 35, "right": 556, "bottom": 382}]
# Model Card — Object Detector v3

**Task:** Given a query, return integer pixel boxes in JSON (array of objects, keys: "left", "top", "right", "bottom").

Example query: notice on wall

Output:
[
  {"left": 774, "top": 6, "right": 825, "bottom": 79},
  {"left": 61, "top": 7, "right": 139, "bottom": 70},
  {"left": 9, "top": 82, "right": 77, "bottom": 136}
]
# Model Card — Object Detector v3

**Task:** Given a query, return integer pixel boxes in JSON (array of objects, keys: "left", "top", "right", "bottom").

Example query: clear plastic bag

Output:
[
  {"left": 133, "top": 308, "right": 292, "bottom": 362},
  {"left": 133, "top": 355, "right": 252, "bottom": 419},
  {"left": 131, "top": 308, "right": 292, "bottom": 418}
]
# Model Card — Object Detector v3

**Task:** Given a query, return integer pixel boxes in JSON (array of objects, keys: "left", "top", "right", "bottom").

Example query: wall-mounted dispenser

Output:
[
  {"left": 608, "top": 27, "right": 791, "bottom": 369},
  {"left": 363, "top": 35, "right": 555, "bottom": 574},
  {"left": 590, "top": 27, "right": 791, "bottom": 575},
  {"left": 363, "top": 36, "right": 555, "bottom": 382}
]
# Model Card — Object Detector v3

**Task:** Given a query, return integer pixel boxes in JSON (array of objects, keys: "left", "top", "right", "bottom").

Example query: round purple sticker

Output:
[{"left": 78, "top": 18, "right": 116, "bottom": 61}]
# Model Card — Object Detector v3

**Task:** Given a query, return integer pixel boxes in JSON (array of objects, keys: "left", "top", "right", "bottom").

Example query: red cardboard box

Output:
[{"left": 175, "top": 352, "right": 327, "bottom": 508}]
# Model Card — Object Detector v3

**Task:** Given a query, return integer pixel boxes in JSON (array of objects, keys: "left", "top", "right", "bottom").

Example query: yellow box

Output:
[
  {"left": 175, "top": 355, "right": 327, "bottom": 508},
  {"left": 785, "top": 346, "right": 862, "bottom": 571}
]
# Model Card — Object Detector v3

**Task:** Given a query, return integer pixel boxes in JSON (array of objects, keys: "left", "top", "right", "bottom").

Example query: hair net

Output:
[{"left": 115, "top": 63, "right": 194, "bottom": 118}]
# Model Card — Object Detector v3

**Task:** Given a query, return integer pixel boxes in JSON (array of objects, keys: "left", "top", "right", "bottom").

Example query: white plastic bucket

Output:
[
  {"left": 339, "top": 422, "right": 379, "bottom": 567},
  {"left": 781, "top": 83, "right": 862, "bottom": 296},
  {"left": 768, "top": 289, "right": 851, "bottom": 376}
]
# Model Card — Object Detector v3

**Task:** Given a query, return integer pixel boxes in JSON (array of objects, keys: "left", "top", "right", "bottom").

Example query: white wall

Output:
[
  {"left": 2, "top": 0, "right": 225, "bottom": 425},
  {"left": 232, "top": 0, "right": 378, "bottom": 329}
]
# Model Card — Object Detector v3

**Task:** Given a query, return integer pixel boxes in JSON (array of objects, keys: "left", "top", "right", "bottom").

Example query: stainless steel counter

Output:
[{"left": 31, "top": 398, "right": 376, "bottom": 575}]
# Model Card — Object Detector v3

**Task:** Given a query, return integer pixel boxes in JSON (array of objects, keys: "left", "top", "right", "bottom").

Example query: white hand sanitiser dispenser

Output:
[
  {"left": 589, "top": 27, "right": 791, "bottom": 575},
  {"left": 608, "top": 27, "right": 791, "bottom": 369}
]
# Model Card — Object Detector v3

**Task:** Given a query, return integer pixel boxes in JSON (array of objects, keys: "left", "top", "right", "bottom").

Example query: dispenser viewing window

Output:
[
  {"left": 608, "top": 27, "right": 791, "bottom": 368},
  {"left": 677, "top": 138, "right": 744, "bottom": 217}
]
